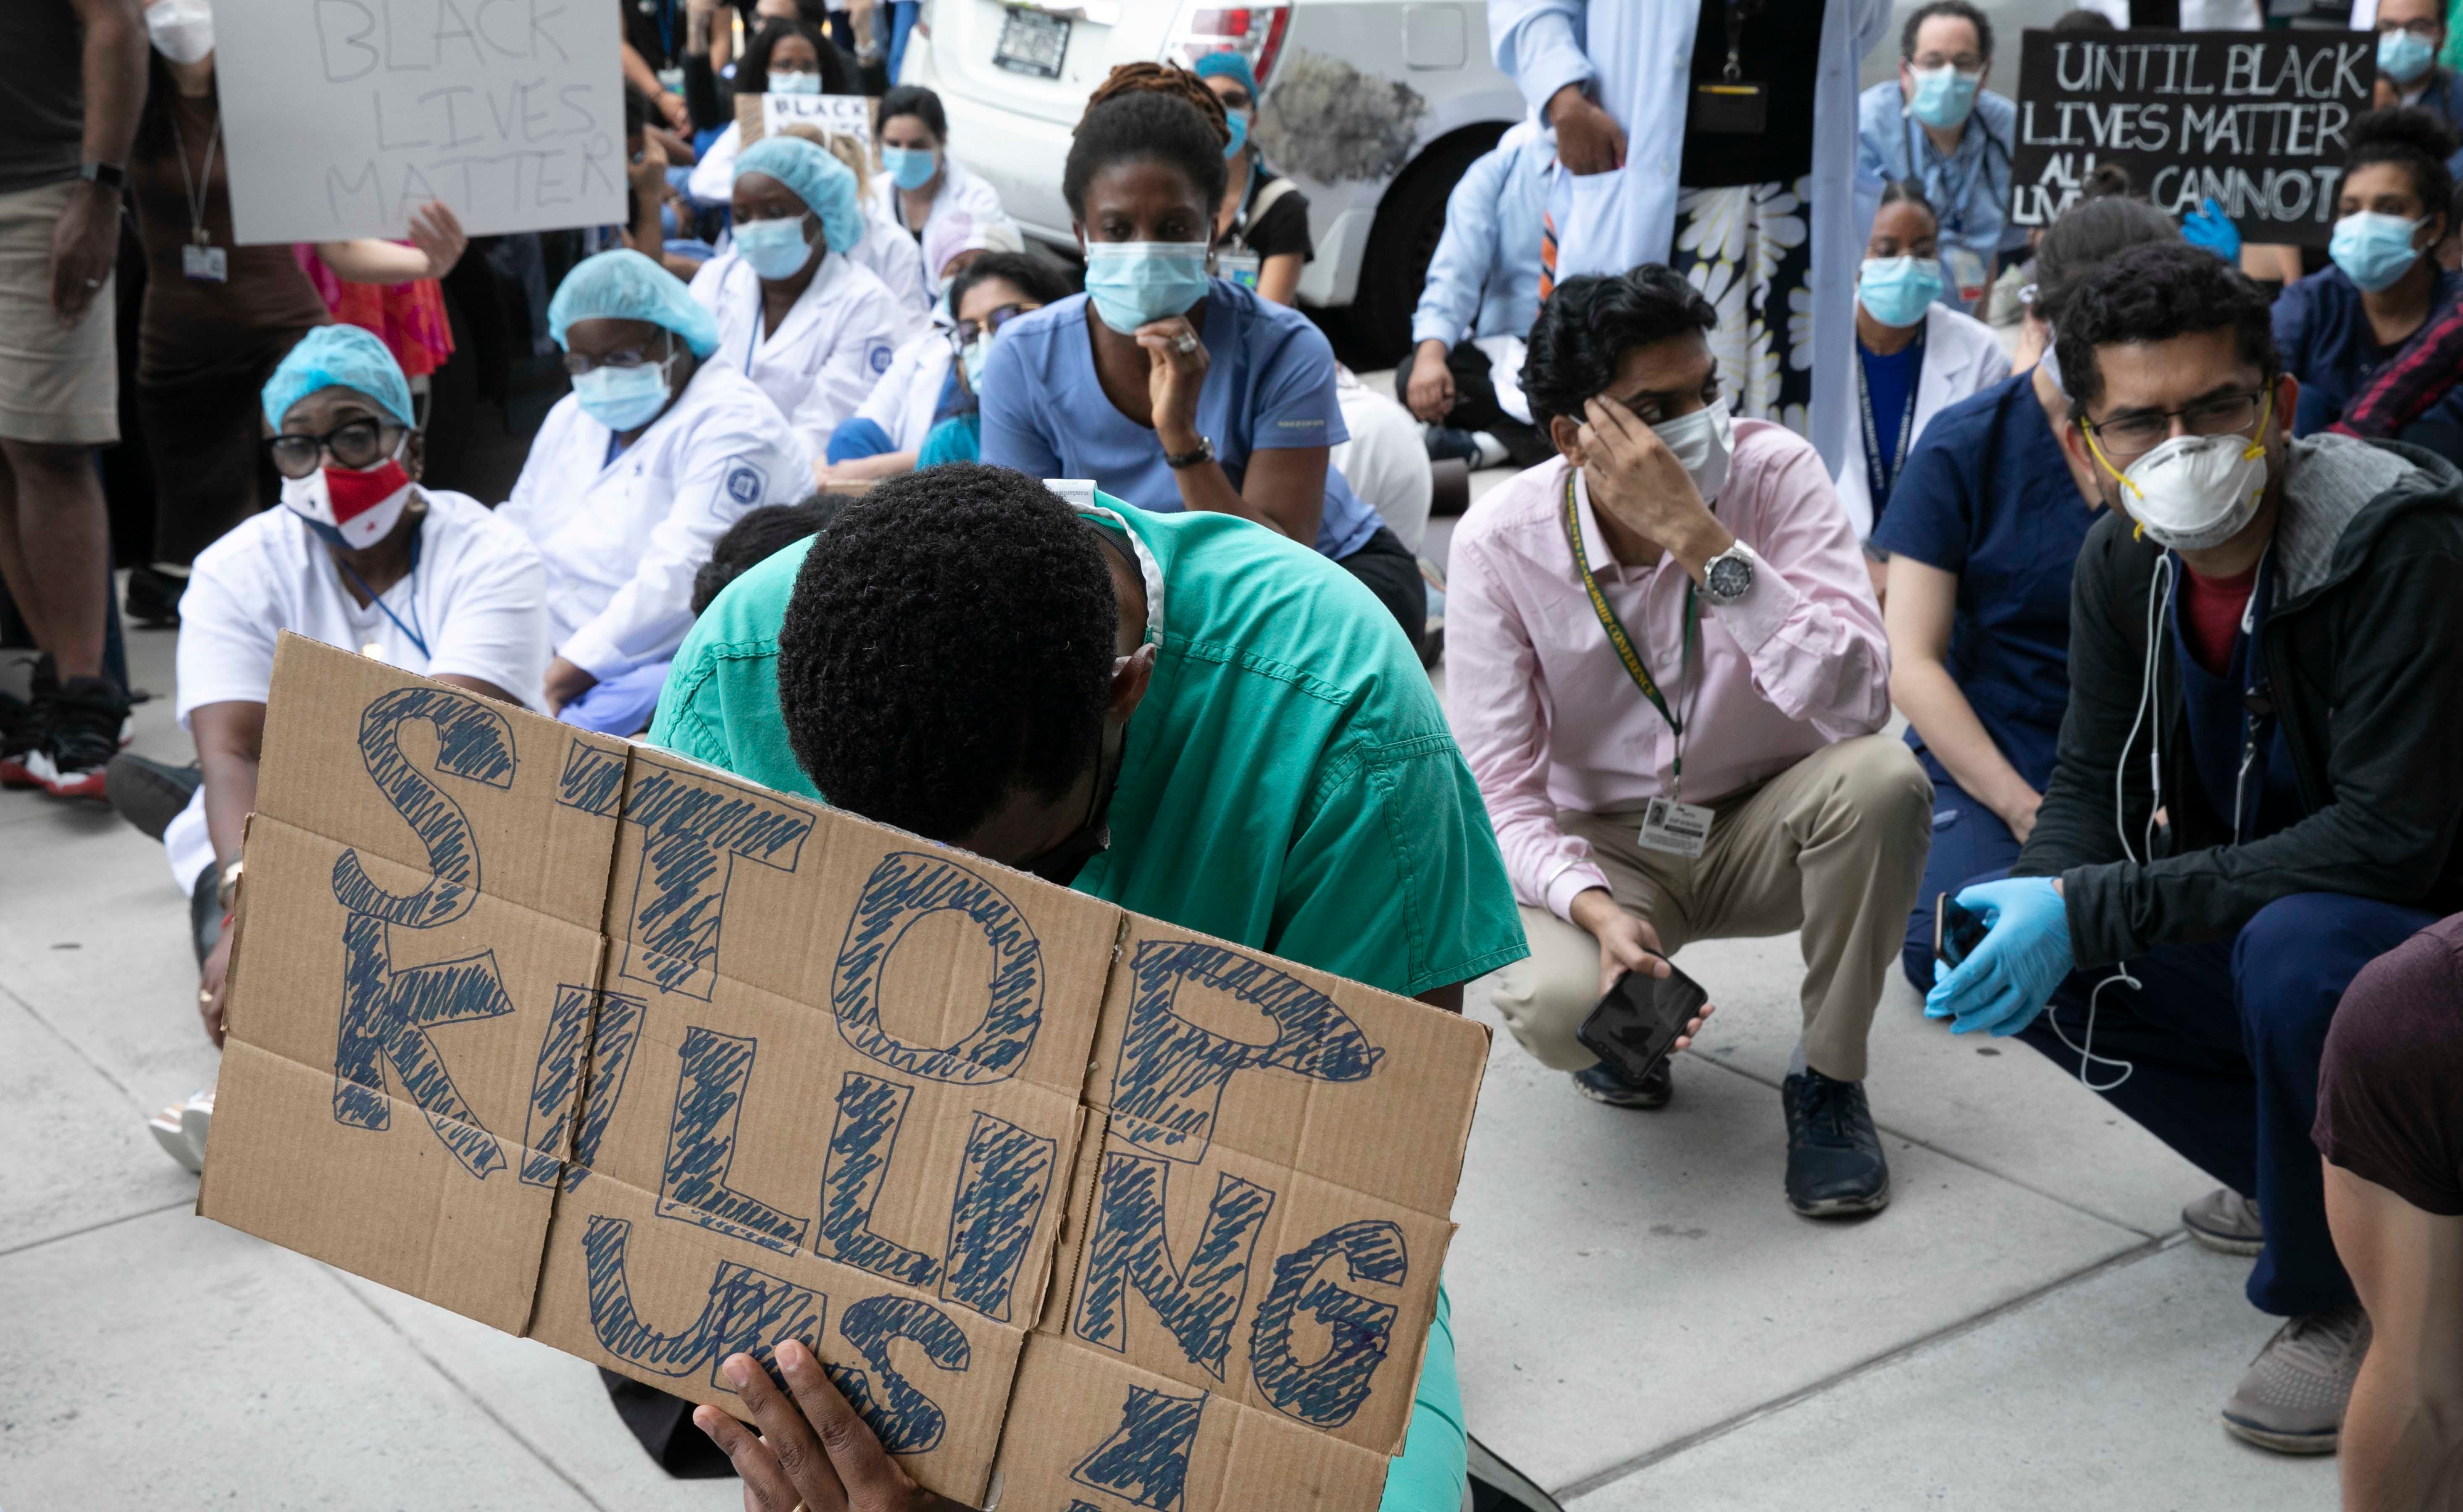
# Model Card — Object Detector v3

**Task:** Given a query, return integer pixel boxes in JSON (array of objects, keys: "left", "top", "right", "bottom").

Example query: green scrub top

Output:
[{"left": 649, "top": 498, "right": 1527, "bottom": 999}]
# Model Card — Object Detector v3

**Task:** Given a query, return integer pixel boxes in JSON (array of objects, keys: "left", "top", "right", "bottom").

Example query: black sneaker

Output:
[
  {"left": 1572, "top": 1058, "right": 1673, "bottom": 1109},
  {"left": 1424, "top": 425, "right": 1484, "bottom": 464},
  {"left": 0, "top": 656, "right": 58, "bottom": 789},
  {"left": 124, "top": 564, "right": 186, "bottom": 628},
  {"left": 107, "top": 751, "right": 203, "bottom": 839},
  {"left": 1782, "top": 1068, "right": 1890, "bottom": 1218},
  {"left": 26, "top": 675, "right": 131, "bottom": 801}
]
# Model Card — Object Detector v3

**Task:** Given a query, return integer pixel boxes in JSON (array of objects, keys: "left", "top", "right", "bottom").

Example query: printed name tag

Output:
[
  {"left": 182, "top": 243, "right": 228, "bottom": 283},
  {"left": 1639, "top": 797, "right": 1713, "bottom": 859},
  {"left": 1944, "top": 245, "right": 1987, "bottom": 307}
]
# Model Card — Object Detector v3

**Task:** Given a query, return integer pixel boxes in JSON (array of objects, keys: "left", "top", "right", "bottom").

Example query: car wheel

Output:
[{"left": 1354, "top": 125, "right": 1509, "bottom": 368}]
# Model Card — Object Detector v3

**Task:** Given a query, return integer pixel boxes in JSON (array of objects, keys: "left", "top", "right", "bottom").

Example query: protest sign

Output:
[
  {"left": 212, "top": 0, "right": 627, "bottom": 244},
  {"left": 737, "top": 91, "right": 879, "bottom": 150},
  {"left": 2009, "top": 29, "right": 2373, "bottom": 245},
  {"left": 199, "top": 635, "right": 1490, "bottom": 1510}
]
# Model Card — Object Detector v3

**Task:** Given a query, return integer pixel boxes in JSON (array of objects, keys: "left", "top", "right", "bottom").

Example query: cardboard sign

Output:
[
  {"left": 737, "top": 90, "right": 879, "bottom": 150},
  {"left": 212, "top": 0, "right": 627, "bottom": 244},
  {"left": 2009, "top": 29, "right": 2373, "bottom": 245},
  {"left": 199, "top": 636, "right": 1490, "bottom": 1510}
]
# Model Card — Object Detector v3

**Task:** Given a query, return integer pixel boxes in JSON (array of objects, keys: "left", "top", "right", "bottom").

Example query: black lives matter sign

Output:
[{"left": 2010, "top": 29, "right": 2372, "bottom": 246}]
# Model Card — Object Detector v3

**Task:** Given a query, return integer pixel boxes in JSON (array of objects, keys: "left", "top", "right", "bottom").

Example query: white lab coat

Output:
[
  {"left": 849, "top": 201, "right": 933, "bottom": 332},
  {"left": 690, "top": 249, "right": 904, "bottom": 457},
  {"left": 501, "top": 363, "right": 814, "bottom": 680},
  {"left": 849, "top": 325, "right": 957, "bottom": 454},
  {"left": 1833, "top": 302, "right": 2011, "bottom": 540},
  {"left": 870, "top": 155, "right": 1013, "bottom": 282},
  {"left": 686, "top": 120, "right": 745, "bottom": 206},
  {"left": 1489, "top": 0, "right": 1893, "bottom": 478}
]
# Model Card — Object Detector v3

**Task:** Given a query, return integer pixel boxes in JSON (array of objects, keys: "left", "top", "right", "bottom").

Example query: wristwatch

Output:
[
  {"left": 78, "top": 161, "right": 126, "bottom": 191},
  {"left": 1163, "top": 435, "right": 1215, "bottom": 470},
  {"left": 1701, "top": 543, "right": 1756, "bottom": 605}
]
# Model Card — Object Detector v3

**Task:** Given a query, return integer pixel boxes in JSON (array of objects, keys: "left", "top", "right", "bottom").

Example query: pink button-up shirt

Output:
[{"left": 1446, "top": 421, "right": 1891, "bottom": 921}]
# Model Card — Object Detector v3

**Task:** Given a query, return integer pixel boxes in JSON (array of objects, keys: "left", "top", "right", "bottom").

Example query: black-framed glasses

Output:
[
  {"left": 949, "top": 302, "right": 1039, "bottom": 348},
  {"left": 562, "top": 333, "right": 674, "bottom": 377},
  {"left": 268, "top": 417, "right": 396, "bottom": 479},
  {"left": 2082, "top": 389, "right": 2267, "bottom": 460}
]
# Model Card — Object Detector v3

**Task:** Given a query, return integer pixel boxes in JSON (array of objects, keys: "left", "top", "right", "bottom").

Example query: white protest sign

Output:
[
  {"left": 764, "top": 92, "right": 875, "bottom": 147},
  {"left": 214, "top": 0, "right": 627, "bottom": 245}
]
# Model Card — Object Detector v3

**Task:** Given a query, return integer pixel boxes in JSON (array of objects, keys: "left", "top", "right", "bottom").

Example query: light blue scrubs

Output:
[
  {"left": 977, "top": 278, "right": 1384, "bottom": 561},
  {"left": 1412, "top": 122, "right": 1552, "bottom": 350},
  {"left": 1853, "top": 80, "right": 2019, "bottom": 312}
]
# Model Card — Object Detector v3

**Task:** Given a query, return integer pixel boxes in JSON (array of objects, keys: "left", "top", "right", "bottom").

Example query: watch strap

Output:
[
  {"left": 79, "top": 161, "right": 127, "bottom": 190},
  {"left": 1163, "top": 435, "right": 1214, "bottom": 470}
]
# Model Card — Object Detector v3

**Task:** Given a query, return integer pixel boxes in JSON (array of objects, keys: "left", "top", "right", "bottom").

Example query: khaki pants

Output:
[
  {"left": 1490, "top": 735, "right": 1932, "bottom": 1082},
  {"left": 0, "top": 179, "right": 117, "bottom": 446}
]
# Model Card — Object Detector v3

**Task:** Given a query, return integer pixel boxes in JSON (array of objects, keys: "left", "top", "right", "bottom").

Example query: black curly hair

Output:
[
  {"left": 1062, "top": 81, "right": 1230, "bottom": 223},
  {"left": 691, "top": 499, "right": 844, "bottom": 617},
  {"left": 2343, "top": 106, "right": 2460, "bottom": 239},
  {"left": 949, "top": 250, "right": 1081, "bottom": 313},
  {"left": 2053, "top": 242, "right": 2279, "bottom": 413},
  {"left": 737, "top": 18, "right": 856, "bottom": 97},
  {"left": 1520, "top": 265, "right": 1719, "bottom": 434},
  {"left": 775, "top": 464, "right": 1117, "bottom": 841}
]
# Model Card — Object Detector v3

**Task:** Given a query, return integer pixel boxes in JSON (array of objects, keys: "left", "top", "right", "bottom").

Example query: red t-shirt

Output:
[{"left": 2179, "top": 562, "right": 2258, "bottom": 676}]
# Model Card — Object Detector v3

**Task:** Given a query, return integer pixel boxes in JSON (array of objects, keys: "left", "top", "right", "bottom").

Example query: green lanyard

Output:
[{"left": 1563, "top": 472, "right": 1699, "bottom": 797}]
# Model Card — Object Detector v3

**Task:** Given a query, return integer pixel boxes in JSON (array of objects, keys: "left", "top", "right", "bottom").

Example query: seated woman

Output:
[
  {"left": 822, "top": 250, "right": 1078, "bottom": 481},
  {"left": 1838, "top": 179, "right": 2010, "bottom": 584},
  {"left": 978, "top": 65, "right": 1420, "bottom": 647},
  {"left": 1194, "top": 50, "right": 1310, "bottom": 304},
  {"left": 683, "top": 18, "right": 857, "bottom": 205},
  {"left": 2276, "top": 108, "right": 2463, "bottom": 437},
  {"left": 126, "top": 325, "right": 547, "bottom": 1171},
  {"left": 689, "top": 134, "right": 903, "bottom": 460},
  {"left": 502, "top": 250, "right": 812, "bottom": 729},
  {"left": 788, "top": 125, "right": 932, "bottom": 328},
  {"left": 873, "top": 85, "right": 1018, "bottom": 281},
  {"left": 1872, "top": 194, "right": 2178, "bottom": 990}
]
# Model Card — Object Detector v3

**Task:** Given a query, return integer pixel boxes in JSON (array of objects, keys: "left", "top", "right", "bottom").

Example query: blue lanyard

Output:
[
  {"left": 1856, "top": 326, "right": 1925, "bottom": 510},
  {"left": 336, "top": 519, "right": 429, "bottom": 662}
]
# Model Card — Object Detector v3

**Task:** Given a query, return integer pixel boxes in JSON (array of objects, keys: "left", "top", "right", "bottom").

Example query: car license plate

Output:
[{"left": 994, "top": 6, "right": 1070, "bottom": 78}]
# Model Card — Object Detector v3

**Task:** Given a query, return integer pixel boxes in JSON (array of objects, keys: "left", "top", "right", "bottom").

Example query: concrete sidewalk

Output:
[{"left": 0, "top": 620, "right": 2337, "bottom": 1510}]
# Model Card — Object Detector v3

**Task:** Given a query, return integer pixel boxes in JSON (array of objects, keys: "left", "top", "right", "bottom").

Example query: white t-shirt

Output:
[{"left": 164, "top": 489, "right": 550, "bottom": 889}]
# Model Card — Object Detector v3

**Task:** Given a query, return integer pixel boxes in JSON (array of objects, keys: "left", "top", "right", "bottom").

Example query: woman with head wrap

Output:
[
  {"left": 500, "top": 249, "right": 813, "bottom": 720},
  {"left": 687, "top": 134, "right": 905, "bottom": 461}
]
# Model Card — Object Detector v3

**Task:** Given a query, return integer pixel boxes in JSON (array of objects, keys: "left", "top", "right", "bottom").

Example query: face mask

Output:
[
  {"left": 1858, "top": 255, "right": 1944, "bottom": 328},
  {"left": 2036, "top": 320, "right": 2068, "bottom": 399},
  {"left": 573, "top": 348, "right": 676, "bottom": 433},
  {"left": 2329, "top": 211, "right": 2426, "bottom": 292},
  {"left": 1081, "top": 241, "right": 1212, "bottom": 332},
  {"left": 1019, "top": 716, "right": 1124, "bottom": 885},
  {"left": 1651, "top": 397, "right": 1735, "bottom": 506},
  {"left": 281, "top": 438, "right": 414, "bottom": 551},
  {"left": 881, "top": 144, "right": 938, "bottom": 192},
  {"left": 147, "top": 0, "right": 214, "bottom": 63},
  {"left": 2380, "top": 29, "right": 2437, "bottom": 85},
  {"left": 1223, "top": 110, "right": 1250, "bottom": 159},
  {"left": 735, "top": 215, "right": 817, "bottom": 279},
  {"left": 2089, "top": 389, "right": 2273, "bottom": 553},
  {"left": 961, "top": 334, "right": 991, "bottom": 394},
  {"left": 767, "top": 70, "right": 822, "bottom": 96},
  {"left": 1906, "top": 65, "right": 1982, "bottom": 129}
]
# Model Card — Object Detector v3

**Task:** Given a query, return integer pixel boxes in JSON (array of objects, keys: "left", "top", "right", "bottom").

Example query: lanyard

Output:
[
  {"left": 1856, "top": 323, "right": 1925, "bottom": 512},
  {"left": 336, "top": 518, "right": 431, "bottom": 661},
  {"left": 171, "top": 108, "right": 221, "bottom": 248},
  {"left": 1563, "top": 472, "right": 1700, "bottom": 797}
]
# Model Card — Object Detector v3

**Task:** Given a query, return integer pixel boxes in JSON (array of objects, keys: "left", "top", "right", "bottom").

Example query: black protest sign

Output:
[{"left": 2009, "top": 29, "right": 2373, "bottom": 246}]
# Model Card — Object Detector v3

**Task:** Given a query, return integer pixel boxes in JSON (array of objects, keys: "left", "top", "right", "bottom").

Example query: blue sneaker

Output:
[{"left": 1572, "top": 1058, "right": 1672, "bottom": 1109}]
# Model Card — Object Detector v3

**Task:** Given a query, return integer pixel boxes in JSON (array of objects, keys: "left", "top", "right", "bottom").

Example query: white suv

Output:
[{"left": 899, "top": 0, "right": 1524, "bottom": 361}]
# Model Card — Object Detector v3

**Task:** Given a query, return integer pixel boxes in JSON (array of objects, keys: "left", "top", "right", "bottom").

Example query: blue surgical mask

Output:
[
  {"left": 734, "top": 215, "right": 816, "bottom": 279},
  {"left": 881, "top": 144, "right": 938, "bottom": 192},
  {"left": 768, "top": 70, "right": 822, "bottom": 96},
  {"left": 1906, "top": 65, "right": 1982, "bottom": 129},
  {"left": 2380, "top": 30, "right": 2437, "bottom": 85},
  {"left": 1081, "top": 241, "right": 1212, "bottom": 331},
  {"left": 1223, "top": 109, "right": 1250, "bottom": 159},
  {"left": 1858, "top": 255, "right": 1944, "bottom": 329},
  {"left": 2330, "top": 211, "right": 2427, "bottom": 292},
  {"left": 573, "top": 355, "right": 675, "bottom": 433},
  {"left": 961, "top": 334, "right": 991, "bottom": 394}
]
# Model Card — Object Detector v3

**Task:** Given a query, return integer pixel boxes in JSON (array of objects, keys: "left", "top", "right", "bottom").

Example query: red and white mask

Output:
[{"left": 280, "top": 440, "right": 415, "bottom": 551}]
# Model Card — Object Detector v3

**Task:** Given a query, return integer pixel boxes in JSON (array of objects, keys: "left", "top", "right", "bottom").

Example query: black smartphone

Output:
[
  {"left": 1576, "top": 958, "right": 1712, "bottom": 1086},
  {"left": 1935, "top": 893, "right": 1990, "bottom": 969}
]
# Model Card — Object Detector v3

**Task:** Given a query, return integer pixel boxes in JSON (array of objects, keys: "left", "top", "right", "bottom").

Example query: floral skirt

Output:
[{"left": 1668, "top": 177, "right": 1814, "bottom": 441}]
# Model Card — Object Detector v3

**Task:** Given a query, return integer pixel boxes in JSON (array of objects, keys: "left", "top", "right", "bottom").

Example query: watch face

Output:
[{"left": 1708, "top": 554, "right": 1752, "bottom": 599}]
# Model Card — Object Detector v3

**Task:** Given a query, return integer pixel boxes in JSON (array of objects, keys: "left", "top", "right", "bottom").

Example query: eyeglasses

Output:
[
  {"left": 1212, "top": 86, "right": 1253, "bottom": 110},
  {"left": 2080, "top": 389, "right": 2267, "bottom": 461},
  {"left": 1910, "top": 52, "right": 1985, "bottom": 73},
  {"left": 2379, "top": 18, "right": 2441, "bottom": 38},
  {"left": 949, "top": 302, "right": 1039, "bottom": 347},
  {"left": 268, "top": 417, "right": 397, "bottom": 478},
  {"left": 562, "top": 333, "right": 674, "bottom": 376}
]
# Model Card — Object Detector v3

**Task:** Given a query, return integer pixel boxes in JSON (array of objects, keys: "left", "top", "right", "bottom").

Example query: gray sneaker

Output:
[
  {"left": 2220, "top": 1303, "right": 2371, "bottom": 1453},
  {"left": 2184, "top": 1187, "right": 2264, "bottom": 1256}
]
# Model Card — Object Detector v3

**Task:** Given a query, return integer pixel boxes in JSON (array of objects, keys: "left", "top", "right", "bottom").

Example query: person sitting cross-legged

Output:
[{"left": 1447, "top": 264, "right": 1933, "bottom": 1218}]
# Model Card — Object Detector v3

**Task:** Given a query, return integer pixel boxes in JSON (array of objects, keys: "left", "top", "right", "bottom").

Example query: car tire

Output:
[{"left": 1353, "top": 124, "right": 1509, "bottom": 368}]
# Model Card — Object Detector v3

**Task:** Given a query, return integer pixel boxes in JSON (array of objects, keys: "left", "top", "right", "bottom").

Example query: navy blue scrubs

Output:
[{"left": 2274, "top": 264, "right": 2463, "bottom": 436}]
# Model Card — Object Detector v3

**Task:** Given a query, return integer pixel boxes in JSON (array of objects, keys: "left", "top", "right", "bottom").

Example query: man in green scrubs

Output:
[{"left": 652, "top": 462, "right": 1524, "bottom": 1511}]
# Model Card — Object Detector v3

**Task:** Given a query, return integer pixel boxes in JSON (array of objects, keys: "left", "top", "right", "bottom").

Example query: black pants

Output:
[
  {"left": 1394, "top": 341, "right": 1553, "bottom": 468},
  {"left": 1337, "top": 525, "right": 1425, "bottom": 653},
  {"left": 137, "top": 325, "right": 314, "bottom": 566}
]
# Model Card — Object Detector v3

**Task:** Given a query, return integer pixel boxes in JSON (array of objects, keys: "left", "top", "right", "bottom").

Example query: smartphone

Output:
[
  {"left": 1576, "top": 958, "right": 1712, "bottom": 1086},
  {"left": 1935, "top": 893, "right": 1990, "bottom": 969}
]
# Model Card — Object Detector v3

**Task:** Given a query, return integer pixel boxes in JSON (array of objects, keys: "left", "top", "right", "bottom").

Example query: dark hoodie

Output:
[{"left": 2015, "top": 433, "right": 2463, "bottom": 966}]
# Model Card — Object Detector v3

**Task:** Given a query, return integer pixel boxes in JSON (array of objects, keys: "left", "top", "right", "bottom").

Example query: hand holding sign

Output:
[{"left": 695, "top": 1344, "right": 971, "bottom": 1512}]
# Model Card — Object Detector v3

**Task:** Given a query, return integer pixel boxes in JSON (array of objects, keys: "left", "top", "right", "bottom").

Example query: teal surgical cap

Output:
[
  {"left": 547, "top": 248, "right": 722, "bottom": 358},
  {"left": 734, "top": 134, "right": 866, "bottom": 257},
  {"left": 1192, "top": 49, "right": 1262, "bottom": 105},
  {"left": 260, "top": 323, "right": 415, "bottom": 432}
]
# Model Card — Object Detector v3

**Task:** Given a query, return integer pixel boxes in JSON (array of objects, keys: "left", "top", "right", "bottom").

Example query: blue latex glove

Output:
[
  {"left": 2181, "top": 197, "right": 2242, "bottom": 264},
  {"left": 1923, "top": 877, "right": 2074, "bottom": 1037}
]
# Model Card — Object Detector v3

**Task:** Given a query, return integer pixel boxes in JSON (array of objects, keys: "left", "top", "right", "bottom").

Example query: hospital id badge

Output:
[
  {"left": 1639, "top": 797, "right": 1712, "bottom": 858},
  {"left": 1943, "top": 245, "right": 1987, "bottom": 308},
  {"left": 182, "top": 242, "right": 227, "bottom": 283},
  {"left": 1692, "top": 80, "right": 1767, "bottom": 134},
  {"left": 1216, "top": 251, "right": 1261, "bottom": 289}
]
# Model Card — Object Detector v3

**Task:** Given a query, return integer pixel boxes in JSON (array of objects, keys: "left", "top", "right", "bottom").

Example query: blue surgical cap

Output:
[
  {"left": 547, "top": 248, "right": 721, "bottom": 358},
  {"left": 1192, "top": 50, "right": 1262, "bottom": 105},
  {"left": 735, "top": 134, "right": 866, "bottom": 258},
  {"left": 260, "top": 324, "right": 415, "bottom": 433}
]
